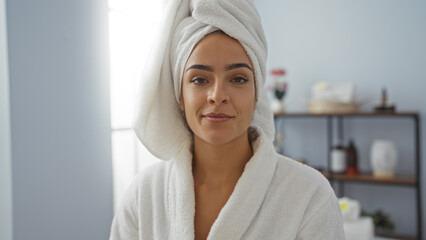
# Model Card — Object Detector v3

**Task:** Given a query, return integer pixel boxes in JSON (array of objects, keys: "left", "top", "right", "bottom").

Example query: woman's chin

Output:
[{"left": 195, "top": 131, "right": 247, "bottom": 147}]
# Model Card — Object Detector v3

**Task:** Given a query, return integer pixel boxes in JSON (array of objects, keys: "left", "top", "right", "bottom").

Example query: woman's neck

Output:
[{"left": 192, "top": 131, "right": 253, "bottom": 187}]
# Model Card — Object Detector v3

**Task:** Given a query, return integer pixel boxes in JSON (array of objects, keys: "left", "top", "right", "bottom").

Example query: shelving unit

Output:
[{"left": 274, "top": 112, "right": 422, "bottom": 240}]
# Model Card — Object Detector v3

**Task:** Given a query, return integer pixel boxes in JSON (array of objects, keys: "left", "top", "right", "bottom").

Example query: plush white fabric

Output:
[
  {"left": 110, "top": 130, "right": 345, "bottom": 240},
  {"left": 133, "top": 0, "right": 275, "bottom": 161}
]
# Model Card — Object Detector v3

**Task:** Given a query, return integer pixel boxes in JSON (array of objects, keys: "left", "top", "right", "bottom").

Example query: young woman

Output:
[{"left": 110, "top": 1, "right": 344, "bottom": 239}]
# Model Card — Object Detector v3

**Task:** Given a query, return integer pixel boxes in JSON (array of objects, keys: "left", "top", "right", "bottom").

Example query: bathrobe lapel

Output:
[
  {"left": 168, "top": 139, "right": 196, "bottom": 240},
  {"left": 168, "top": 135, "right": 277, "bottom": 240}
]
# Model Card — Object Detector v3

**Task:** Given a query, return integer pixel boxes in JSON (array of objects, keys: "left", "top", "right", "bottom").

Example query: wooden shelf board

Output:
[
  {"left": 376, "top": 232, "right": 417, "bottom": 240},
  {"left": 274, "top": 111, "right": 418, "bottom": 117},
  {"left": 320, "top": 171, "right": 417, "bottom": 185}
]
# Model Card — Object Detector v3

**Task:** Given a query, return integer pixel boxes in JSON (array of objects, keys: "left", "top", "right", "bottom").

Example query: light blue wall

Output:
[
  {"left": 6, "top": 0, "right": 114, "bottom": 239},
  {"left": 255, "top": 0, "right": 426, "bottom": 236},
  {"left": 0, "top": 0, "right": 13, "bottom": 239}
]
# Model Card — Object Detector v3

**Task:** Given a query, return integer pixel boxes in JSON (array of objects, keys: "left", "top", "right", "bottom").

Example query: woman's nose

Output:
[{"left": 207, "top": 81, "right": 230, "bottom": 104}]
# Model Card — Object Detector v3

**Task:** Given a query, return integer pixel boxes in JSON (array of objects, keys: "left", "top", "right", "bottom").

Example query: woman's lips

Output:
[{"left": 203, "top": 113, "right": 234, "bottom": 122}]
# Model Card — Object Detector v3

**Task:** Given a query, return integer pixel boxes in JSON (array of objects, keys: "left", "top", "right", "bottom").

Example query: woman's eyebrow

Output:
[
  {"left": 186, "top": 63, "right": 253, "bottom": 72},
  {"left": 186, "top": 64, "right": 213, "bottom": 72},
  {"left": 225, "top": 63, "right": 252, "bottom": 72}
]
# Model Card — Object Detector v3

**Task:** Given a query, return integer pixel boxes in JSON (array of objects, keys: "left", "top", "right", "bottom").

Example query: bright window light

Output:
[{"left": 109, "top": 0, "right": 163, "bottom": 211}]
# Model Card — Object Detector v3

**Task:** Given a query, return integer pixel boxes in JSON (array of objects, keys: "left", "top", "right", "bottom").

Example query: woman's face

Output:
[{"left": 180, "top": 33, "right": 256, "bottom": 146}]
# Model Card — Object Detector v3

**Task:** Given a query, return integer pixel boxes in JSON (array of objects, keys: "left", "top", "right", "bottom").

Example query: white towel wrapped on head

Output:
[{"left": 133, "top": 0, "right": 275, "bottom": 160}]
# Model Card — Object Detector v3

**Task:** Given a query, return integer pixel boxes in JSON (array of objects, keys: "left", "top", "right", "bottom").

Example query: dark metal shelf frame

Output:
[{"left": 274, "top": 112, "right": 422, "bottom": 240}]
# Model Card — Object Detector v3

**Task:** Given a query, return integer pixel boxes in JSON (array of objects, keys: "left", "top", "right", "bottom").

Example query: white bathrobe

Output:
[{"left": 110, "top": 132, "right": 345, "bottom": 240}]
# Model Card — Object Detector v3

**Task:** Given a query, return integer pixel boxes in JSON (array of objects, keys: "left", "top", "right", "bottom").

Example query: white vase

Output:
[
  {"left": 271, "top": 99, "right": 285, "bottom": 114},
  {"left": 370, "top": 140, "right": 398, "bottom": 177}
]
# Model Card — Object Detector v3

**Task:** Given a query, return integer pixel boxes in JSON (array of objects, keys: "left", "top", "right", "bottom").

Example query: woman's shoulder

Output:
[
  {"left": 130, "top": 161, "right": 171, "bottom": 190},
  {"left": 271, "top": 153, "right": 334, "bottom": 199},
  {"left": 111, "top": 161, "right": 172, "bottom": 239},
  {"left": 118, "top": 161, "right": 171, "bottom": 213}
]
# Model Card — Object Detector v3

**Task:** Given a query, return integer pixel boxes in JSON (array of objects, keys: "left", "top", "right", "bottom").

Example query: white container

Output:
[
  {"left": 331, "top": 147, "right": 347, "bottom": 173},
  {"left": 339, "top": 197, "right": 361, "bottom": 221},
  {"left": 343, "top": 217, "right": 374, "bottom": 240},
  {"left": 370, "top": 140, "right": 398, "bottom": 177}
]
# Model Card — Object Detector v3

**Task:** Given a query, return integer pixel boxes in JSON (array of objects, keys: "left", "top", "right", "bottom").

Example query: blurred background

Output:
[{"left": 1, "top": 0, "right": 425, "bottom": 239}]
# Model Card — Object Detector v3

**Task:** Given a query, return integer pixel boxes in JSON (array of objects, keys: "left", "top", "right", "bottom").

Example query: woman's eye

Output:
[
  {"left": 190, "top": 77, "right": 208, "bottom": 84},
  {"left": 232, "top": 77, "right": 248, "bottom": 84}
]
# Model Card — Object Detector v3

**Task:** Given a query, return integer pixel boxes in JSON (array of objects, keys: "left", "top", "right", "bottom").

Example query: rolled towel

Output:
[{"left": 133, "top": 0, "right": 275, "bottom": 160}]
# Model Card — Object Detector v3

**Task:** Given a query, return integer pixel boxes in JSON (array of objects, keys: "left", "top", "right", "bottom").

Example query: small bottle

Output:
[
  {"left": 331, "top": 140, "right": 347, "bottom": 173},
  {"left": 346, "top": 139, "right": 359, "bottom": 175},
  {"left": 381, "top": 87, "right": 387, "bottom": 106}
]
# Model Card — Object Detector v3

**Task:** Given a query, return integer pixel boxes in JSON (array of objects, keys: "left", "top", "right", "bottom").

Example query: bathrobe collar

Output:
[{"left": 168, "top": 130, "right": 278, "bottom": 240}]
